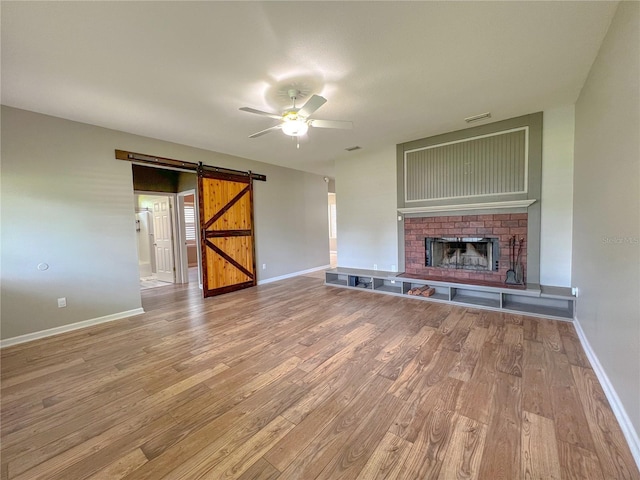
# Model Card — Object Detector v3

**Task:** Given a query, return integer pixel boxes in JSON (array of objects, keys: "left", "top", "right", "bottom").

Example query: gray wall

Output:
[
  {"left": 132, "top": 165, "right": 196, "bottom": 193},
  {"left": 1, "top": 106, "right": 329, "bottom": 340},
  {"left": 177, "top": 171, "right": 197, "bottom": 192},
  {"left": 573, "top": 0, "right": 639, "bottom": 438},
  {"left": 132, "top": 164, "right": 180, "bottom": 193},
  {"left": 335, "top": 145, "right": 399, "bottom": 272},
  {"left": 540, "top": 105, "right": 575, "bottom": 287}
]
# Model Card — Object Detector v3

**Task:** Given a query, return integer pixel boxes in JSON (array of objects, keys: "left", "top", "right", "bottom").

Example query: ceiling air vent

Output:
[
  {"left": 345, "top": 146, "right": 361, "bottom": 152},
  {"left": 465, "top": 112, "right": 491, "bottom": 123}
]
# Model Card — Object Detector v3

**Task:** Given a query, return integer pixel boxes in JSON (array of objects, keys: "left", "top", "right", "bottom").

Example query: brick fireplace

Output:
[{"left": 404, "top": 213, "right": 527, "bottom": 285}]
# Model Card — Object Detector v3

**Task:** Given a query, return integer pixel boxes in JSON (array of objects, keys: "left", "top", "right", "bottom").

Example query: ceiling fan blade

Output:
[
  {"left": 239, "top": 107, "right": 282, "bottom": 120},
  {"left": 309, "top": 119, "right": 353, "bottom": 129},
  {"left": 297, "top": 95, "right": 327, "bottom": 118},
  {"left": 248, "top": 124, "right": 282, "bottom": 138}
]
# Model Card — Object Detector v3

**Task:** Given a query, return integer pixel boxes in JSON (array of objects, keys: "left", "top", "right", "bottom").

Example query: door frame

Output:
[
  {"left": 177, "top": 189, "right": 202, "bottom": 287},
  {"left": 134, "top": 190, "right": 180, "bottom": 284}
]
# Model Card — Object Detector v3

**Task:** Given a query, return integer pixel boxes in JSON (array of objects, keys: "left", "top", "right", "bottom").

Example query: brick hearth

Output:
[{"left": 404, "top": 213, "right": 528, "bottom": 284}]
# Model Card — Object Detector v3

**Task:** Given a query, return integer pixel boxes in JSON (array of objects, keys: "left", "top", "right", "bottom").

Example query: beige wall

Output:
[
  {"left": 186, "top": 246, "right": 198, "bottom": 267},
  {"left": 328, "top": 193, "right": 337, "bottom": 252},
  {"left": 132, "top": 164, "right": 179, "bottom": 193},
  {"left": 1, "top": 106, "right": 329, "bottom": 340},
  {"left": 540, "top": 105, "right": 575, "bottom": 287},
  {"left": 335, "top": 145, "right": 399, "bottom": 272},
  {"left": 573, "top": 0, "right": 640, "bottom": 443}
]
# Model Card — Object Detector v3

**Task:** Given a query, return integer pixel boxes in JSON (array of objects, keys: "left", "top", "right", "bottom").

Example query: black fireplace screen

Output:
[{"left": 425, "top": 237, "right": 500, "bottom": 272}]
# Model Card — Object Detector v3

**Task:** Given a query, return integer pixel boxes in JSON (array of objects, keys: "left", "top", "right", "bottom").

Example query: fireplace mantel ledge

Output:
[{"left": 398, "top": 199, "right": 536, "bottom": 215}]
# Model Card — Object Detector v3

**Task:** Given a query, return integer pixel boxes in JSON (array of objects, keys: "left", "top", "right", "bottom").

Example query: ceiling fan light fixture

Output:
[
  {"left": 240, "top": 90, "right": 349, "bottom": 139},
  {"left": 282, "top": 119, "right": 309, "bottom": 137}
]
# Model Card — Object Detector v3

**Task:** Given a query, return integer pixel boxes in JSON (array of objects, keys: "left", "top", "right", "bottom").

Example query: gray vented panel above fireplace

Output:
[{"left": 405, "top": 128, "right": 527, "bottom": 202}]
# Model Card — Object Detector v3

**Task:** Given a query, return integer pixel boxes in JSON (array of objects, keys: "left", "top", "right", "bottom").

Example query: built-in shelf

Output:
[{"left": 324, "top": 267, "right": 575, "bottom": 321}]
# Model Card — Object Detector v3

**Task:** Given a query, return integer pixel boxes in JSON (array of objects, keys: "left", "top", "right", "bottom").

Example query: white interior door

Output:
[{"left": 152, "top": 197, "right": 175, "bottom": 283}]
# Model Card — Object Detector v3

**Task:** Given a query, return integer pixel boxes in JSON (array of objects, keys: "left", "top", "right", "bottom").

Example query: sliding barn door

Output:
[{"left": 198, "top": 170, "right": 256, "bottom": 297}]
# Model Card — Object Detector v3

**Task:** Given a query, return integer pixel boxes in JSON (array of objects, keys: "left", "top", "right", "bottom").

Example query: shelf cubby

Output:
[
  {"left": 325, "top": 272, "right": 348, "bottom": 286},
  {"left": 450, "top": 287, "right": 501, "bottom": 309},
  {"left": 502, "top": 293, "right": 574, "bottom": 319},
  {"left": 373, "top": 278, "right": 403, "bottom": 294},
  {"left": 402, "top": 283, "right": 449, "bottom": 301},
  {"left": 348, "top": 275, "right": 373, "bottom": 289}
]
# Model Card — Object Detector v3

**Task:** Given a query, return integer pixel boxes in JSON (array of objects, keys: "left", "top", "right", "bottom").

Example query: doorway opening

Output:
[
  {"left": 135, "top": 193, "right": 178, "bottom": 289},
  {"left": 328, "top": 192, "right": 337, "bottom": 268},
  {"left": 132, "top": 162, "right": 201, "bottom": 291},
  {"left": 177, "top": 190, "right": 201, "bottom": 288}
]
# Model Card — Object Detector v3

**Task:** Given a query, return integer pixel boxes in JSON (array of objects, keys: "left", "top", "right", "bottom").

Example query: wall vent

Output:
[{"left": 465, "top": 112, "right": 491, "bottom": 123}]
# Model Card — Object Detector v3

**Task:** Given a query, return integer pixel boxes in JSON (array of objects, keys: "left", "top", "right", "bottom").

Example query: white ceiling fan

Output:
[{"left": 239, "top": 89, "right": 353, "bottom": 139}]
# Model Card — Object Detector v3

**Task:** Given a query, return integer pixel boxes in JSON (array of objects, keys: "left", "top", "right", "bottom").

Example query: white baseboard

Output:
[
  {"left": 257, "top": 265, "right": 330, "bottom": 285},
  {"left": 0, "top": 308, "right": 145, "bottom": 349},
  {"left": 573, "top": 316, "right": 640, "bottom": 471}
]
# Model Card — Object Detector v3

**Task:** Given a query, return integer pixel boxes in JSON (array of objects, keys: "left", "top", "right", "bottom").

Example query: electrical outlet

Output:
[
  {"left": 572, "top": 287, "right": 579, "bottom": 297},
  {"left": 262, "top": 264, "right": 266, "bottom": 270},
  {"left": 373, "top": 264, "right": 378, "bottom": 270},
  {"left": 391, "top": 264, "right": 396, "bottom": 272},
  {"left": 57, "top": 297, "right": 67, "bottom": 308}
]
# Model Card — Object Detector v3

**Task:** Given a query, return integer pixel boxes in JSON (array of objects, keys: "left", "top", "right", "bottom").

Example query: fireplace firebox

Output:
[{"left": 425, "top": 237, "right": 500, "bottom": 272}]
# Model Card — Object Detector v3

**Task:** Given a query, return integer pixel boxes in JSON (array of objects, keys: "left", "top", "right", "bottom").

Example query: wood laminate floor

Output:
[{"left": 1, "top": 275, "right": 638, "bottom": 479}]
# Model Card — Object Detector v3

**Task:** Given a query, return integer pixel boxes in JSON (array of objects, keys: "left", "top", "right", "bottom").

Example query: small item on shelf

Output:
[
  {"left": 505, "top": 235, "right": 518, "bottom": 284},
  {"left": 514, "top": 237, "right": 525, "bottom": 285},
  {"left": 421, "top": 287, "right": 436, "bottom": 297},
  {"left": 408, "top": 285, "right": 431, "bottom": 295}
]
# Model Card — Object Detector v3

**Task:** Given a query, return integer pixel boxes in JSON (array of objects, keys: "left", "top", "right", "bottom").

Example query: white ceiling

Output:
[{"left": 1, "top": 1, "right": 617, "bottom": 176}]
